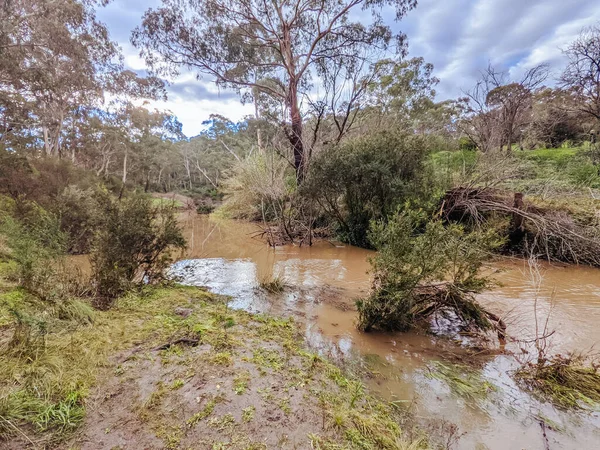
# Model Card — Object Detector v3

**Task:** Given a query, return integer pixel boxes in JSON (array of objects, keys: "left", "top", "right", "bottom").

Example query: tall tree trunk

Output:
[
  {"left": 184, "top": 156, "right": 193, "bottom": 190},
  {"left": 288, "top": 79, "right": 304, "bottom": 183},
  {"left": 122, "top": 149, "right": 128, "bottom": 184},
  {"left": 55, "top": 112, "right": 64, "bottom": 158},
  {"left": 253, "top": 85, "right": 265, "bottom": 153},
  {"left": 43, "top": 126, "right": 51, "bottom": 155}
]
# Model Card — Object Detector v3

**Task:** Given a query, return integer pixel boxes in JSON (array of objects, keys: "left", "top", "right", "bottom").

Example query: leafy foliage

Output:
[
  {"left": 132, "top": 0, "right": 418, "bottom": 179},
  {"left": 305, "top": 132, "right": 431, "bottom": 247},
  {"left": 90, "top": 194, "right": 186, "bottom": 306},
  {"left": 0, "top": 203, "right": 66, "bottom": 298},
  {"left": 357, "top": 211, "right": 503, "bottom": 332}
]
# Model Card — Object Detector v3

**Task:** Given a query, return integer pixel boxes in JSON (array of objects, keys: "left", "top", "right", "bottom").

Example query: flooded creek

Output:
[{"left": 170, "top": 213, "right": 600, "bottom": 449}]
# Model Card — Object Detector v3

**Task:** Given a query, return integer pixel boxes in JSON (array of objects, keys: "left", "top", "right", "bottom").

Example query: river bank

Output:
[
  {"left": 3, "top": 212, "right": 600, "bottom": 449},
  {"left": 0, "top": 284, "right": 426, "bottom": 449}
]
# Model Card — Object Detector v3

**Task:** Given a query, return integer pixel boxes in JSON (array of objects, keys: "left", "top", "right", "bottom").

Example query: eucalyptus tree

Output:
[
  {"left": 0, "top": 0, "right": 164, "bottom": 156},
  {"left": 485, "top": 64, "right": 548, "bottom": 151},
  {"left": 132, "top": 0, "right": 418, "bottom": 181},
  {"left": 561, "top": 25, "right": 600, "bottom": 124},
  {"left": 366, "top": 57, "right": 439, "bottom": 127},
  {"left": 461, "top": 64, "right": 548, "bottom": 152}
]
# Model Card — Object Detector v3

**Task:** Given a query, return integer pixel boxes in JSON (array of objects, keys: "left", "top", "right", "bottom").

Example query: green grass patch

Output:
[
  {"left": 241, "top": 406, "right": 255, "bottom": 423},
  {"left": 518, "top": 147, "right": 579, "bottom": 163},
  {"left": 186, "top": 394, "right": 225, "bottom": 428},
  {"left": 425, "top": 361, "right": 497, "bottom": 405},
  {"left": 516, "top": 355, "right": 600, "bottom": 410},
  {"left": 0, "top": 284, "right": 220, "bottom": 444},
  {"left": 150, "top": 197, "right": 185, "bottom": 208},
  {"left": 233, "top": 371, "right": 250, "bottom": 395},
  {"left": 257, "top": 274, "right": 285, "bottom": 294}
]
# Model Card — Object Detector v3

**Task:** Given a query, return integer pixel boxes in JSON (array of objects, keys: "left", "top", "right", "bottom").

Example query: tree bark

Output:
[
  {"left": 253, "top": 86, "right": 265, "bottom": 154},
  {"left": 288, "top": 78, "right": 305, "bottom": 183},
  {"left": 122, "top": 149, "right": 128, "bottom": 184}
]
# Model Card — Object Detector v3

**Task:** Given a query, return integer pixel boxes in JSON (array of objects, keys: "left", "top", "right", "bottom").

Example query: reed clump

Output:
[
  {"left": 516, "top": 354, "right": 600, "bottom": 409},
  {"left": 257, "top": 274, "right": 285, "bottom": 294}
]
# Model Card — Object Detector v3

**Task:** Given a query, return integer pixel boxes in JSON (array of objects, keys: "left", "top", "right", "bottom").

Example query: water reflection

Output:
[{"left": 173, "top": 213, "right": 600, "bottom": 450}]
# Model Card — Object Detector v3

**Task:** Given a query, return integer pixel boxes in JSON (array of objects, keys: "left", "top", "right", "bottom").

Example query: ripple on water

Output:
[{"left": 170, "top": 214, "right": 600, "bottom": 450}]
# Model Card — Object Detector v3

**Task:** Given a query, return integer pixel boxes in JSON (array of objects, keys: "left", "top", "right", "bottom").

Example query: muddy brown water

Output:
[{"left": 169, "top": 213, "right": 600, "bottom": 449}]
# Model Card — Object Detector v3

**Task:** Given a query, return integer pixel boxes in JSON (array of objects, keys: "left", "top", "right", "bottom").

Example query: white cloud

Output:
[
  {"left": 399, "top": 0, "right": 600, "bottom": 99},
  {"left": 98, "top": 0, "right": 600, "bottom": 133}
]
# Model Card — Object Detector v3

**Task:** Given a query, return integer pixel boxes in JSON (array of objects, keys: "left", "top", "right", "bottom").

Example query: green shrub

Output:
[
  {"left": 55, "top": 186, "right": 99, "bottom": 254},
  {"left": 0, "top": 203, "right": 66, "bottom": 298},
  {"left": 357, "top": 211, "right": 503, "bottom": 333},
  {"left": 0, "top": 154, "right": 114, "bottom": 255},
  {"left": 90, "top": 194, "right": 186, "bottom": 307},
  {"left": 305, "top": 132, "right": 432, "bottom": 248},
  {"left": 196, "top": 203, "right": 215, "bottom": 215}
]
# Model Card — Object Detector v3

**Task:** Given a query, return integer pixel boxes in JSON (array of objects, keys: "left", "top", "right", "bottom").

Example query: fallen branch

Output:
[
  {"left": 152, "top": 337, "right": 200, "bottom": 351},
  {"left": 442, "top": 187, "right": 600, "bottom": 267}
]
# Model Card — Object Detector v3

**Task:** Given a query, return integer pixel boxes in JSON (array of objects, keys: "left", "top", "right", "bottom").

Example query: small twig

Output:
[
  {"left": 538, "top": 418, "right": 551, "bottom": 450},
  {"left": 0, "top": 415, "right": 38, "bottom": 449},
  {"left": 517, "top": 330, "right": 556, "bottom": 344},
  {"left": 152, "top": 338, "right": 200, "bottom": 351}
]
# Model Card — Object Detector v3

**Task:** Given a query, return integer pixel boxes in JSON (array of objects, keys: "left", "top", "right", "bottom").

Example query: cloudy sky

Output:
[{"left": 97, "top": 0, "right": 600, "bottom": 137}]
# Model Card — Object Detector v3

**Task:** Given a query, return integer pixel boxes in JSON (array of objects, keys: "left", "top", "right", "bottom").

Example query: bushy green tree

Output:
[
  {"left": 90, "top": 194, "right": 186, "bottom": 307},
  {"left": 304, "top": 132, "right": 431, "bottom": 247},
  {"left": 357, "top": 211, "right": 504, "bottom": 332}
]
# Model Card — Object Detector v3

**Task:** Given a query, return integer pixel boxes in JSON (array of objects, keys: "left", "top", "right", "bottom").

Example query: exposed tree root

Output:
[{"left": 358, "top": 282, "right": 506, "bottom": 340}]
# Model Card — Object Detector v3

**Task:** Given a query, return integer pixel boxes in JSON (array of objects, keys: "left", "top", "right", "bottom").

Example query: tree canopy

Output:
[{"left": 132, "top": 0, "right": 418, "bottom": 180}]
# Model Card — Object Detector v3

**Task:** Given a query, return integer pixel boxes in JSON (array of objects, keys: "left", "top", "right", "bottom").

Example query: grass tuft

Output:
[
  {"left": 186, "top": 394, "right": 225, "bottom": 428},
  {"left": 516, "top": 354, "right": 600, "bottom": 410},
  {"left": 425, "top": 361, "right": 496, "bottom": 406},
  {"left": 257, "top": 274, "right": 285, "bottom": 293}
]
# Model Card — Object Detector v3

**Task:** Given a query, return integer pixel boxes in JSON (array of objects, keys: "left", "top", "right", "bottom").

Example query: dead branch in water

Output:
[
  {"left": 412, "top": 282, "right": 507, "bottom": 340},
  {"left": 359, "top": 280, "right": 506, "bottom": 341},
  {"left": 441, "top": 187, "right": 600, "bottom": 266}
]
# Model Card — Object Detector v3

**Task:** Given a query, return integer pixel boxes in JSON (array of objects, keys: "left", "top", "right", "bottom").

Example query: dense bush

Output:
[
  {"left": 0, "top": 201, "right": 93, "bottom": 345},
  {"left": 90, "top": 194, "right": 186, "bottom": 307},
  {"left": 0, "top": 154, "right": 110, "bottom": 254},
  {"left": 304, "top": 132, "right": 433, "bottom": 248},
  {"left": 0, "top": 202, "right": 67, "bottom": 299},
  {"left": 55, "top": 186, "right": 99, "bottom": 254},
  {"left": 357, "top": 211, "right": 503, "bottom": 333}
]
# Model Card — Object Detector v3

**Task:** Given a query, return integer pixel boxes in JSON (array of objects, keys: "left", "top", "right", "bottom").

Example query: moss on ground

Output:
[{"left": 0, "top": 283, "right": 427, "bottom": 449}]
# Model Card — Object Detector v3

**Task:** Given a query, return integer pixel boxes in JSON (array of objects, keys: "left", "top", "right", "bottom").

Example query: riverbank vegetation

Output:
[
  {"left": 3, "top": 0, "right": 600, "bottom": 446},
  {"left": 0, "top": 279, "right": 428, "bottom": 448},
  {"left": 356, "top": 211, "right": 505, "bottom": 336},
  {"left": 516, "top": 354, "right": 600, "bottom": 410}
]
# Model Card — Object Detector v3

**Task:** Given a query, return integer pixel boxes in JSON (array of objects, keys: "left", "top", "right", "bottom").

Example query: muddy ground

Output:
[{"left": 1, "top": 286, "right": 423, "bottom": 450}]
